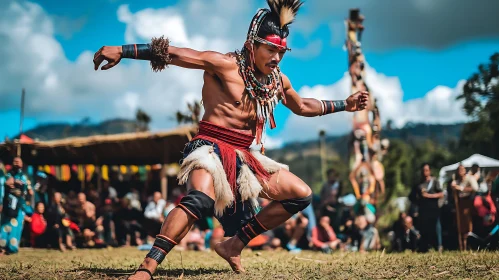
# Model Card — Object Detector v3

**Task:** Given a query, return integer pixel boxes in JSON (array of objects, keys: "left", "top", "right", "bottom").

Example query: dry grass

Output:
[{"left": 0, "top": 247, "right": 498, "bottom": 280}]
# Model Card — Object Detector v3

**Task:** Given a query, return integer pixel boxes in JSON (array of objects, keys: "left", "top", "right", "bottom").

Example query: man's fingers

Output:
[
  {"left": 101, "top": 61, "right": 116, "bottom": 70},
  {"left": 93, "top": 55, "right": 105, "bottom": 71},
  {"left": 93, "top": 47, "right": 103, "bottom": 60}
]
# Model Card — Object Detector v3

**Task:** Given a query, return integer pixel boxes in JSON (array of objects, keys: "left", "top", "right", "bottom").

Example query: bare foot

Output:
[
  {"left": 127, "top": 271, "right": 151, "bottom": 280},
  {"left": 214, "top": 237, "right": 245, "bottom": 273},
  {"left": 127, "top": 259, "right": 157, "bottom": 280}
]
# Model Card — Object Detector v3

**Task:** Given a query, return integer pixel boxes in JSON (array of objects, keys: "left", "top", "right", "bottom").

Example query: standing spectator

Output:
[
  {"left": 0, "top": 157, "right": 33, "bottom": 255},
  {"left": 0, "top": 167, "right": 5, "bottom": 215},
  {"left": 33, "top": 172, "right": 50, "bottom": 206},
  {"left": 311, "top": 216, "right": 340, "bottom": 253},
  {"left": 319, "top": 169, "right": 342, "bottom": 230},
  {"left": 30, "top": 202, "right": 48, "bottom": 247},
  {"left": 451, "top": 164, "right": 478, "bottom": 250},
  {"left": 416, "top": 163, "right": 444, "bottom": 252}
]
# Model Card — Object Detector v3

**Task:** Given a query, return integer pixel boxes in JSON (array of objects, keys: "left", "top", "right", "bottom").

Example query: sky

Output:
[{"left": 1, "top": 0, "right": 498, "bottom": 148}]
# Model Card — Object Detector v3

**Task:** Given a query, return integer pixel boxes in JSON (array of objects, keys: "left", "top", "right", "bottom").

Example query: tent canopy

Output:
[
  {"left": 438, "top": 154, "right": 499, "bottom": 183},
  {"left": 0, "top": 125, "right": 197, "bottom": 166}
]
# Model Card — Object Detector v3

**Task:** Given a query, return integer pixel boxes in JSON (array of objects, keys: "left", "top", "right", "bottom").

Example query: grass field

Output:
[{"left": 0, "top": 247, "right": 498, "bottom": 279}]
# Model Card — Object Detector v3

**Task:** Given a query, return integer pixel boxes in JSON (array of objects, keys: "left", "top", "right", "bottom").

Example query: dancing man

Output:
[{"left": 93, "top": 1, "right": 368, "bottom": 279}]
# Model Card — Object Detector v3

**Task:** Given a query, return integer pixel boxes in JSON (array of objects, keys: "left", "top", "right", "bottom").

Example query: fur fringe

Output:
[
  {"left": 236, "top": 150, "right": 263, "bottom": 208},
  {"left": 251, "top": 150, "right": 289, "bottom": 173},
  {"left": 177, "top": 145, "right": 233, "bottom": 216},
  {"left": 150, "top": 36, "right": 172, "bottom": 72},
  {"left": 178, "top": 146, "right": 288, "bottom": 216}
]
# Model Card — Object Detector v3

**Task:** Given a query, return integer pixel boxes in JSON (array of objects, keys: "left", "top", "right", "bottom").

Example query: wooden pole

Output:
[
  {"left": 453, "top": 189, "right": 463, "bottom": 251},
  {"left": 319, "top": 130, "right": 327, "bottom": 183},
  {"left": 161, "top": 164, "right": 168, "bottom": 200},
  {"left": 17, "top": 88, "right": 25, "bottom": 157}
]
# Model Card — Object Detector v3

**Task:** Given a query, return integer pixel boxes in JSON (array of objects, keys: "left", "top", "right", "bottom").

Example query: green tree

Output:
[
  {"left": 176, "top": 101, "right": 201, "bottom": 125},
  {"left": 135, "top": 108, "right": 151, "bottom": 132},
  {"left": 457, "top": 52, "right": 499, "bottom": 158}
]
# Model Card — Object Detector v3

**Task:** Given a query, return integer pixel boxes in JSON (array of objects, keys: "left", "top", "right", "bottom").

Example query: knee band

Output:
[
  {"left": 236, "top": 215, "right": 269, "bottom": 246},
  {"left": 280, "top": 194, "right": 312, "bottom": 214},
  {"left": 146, "top": 235, "right": 177, "bottom": 264},
  {"left": 177, "top": 190, "right": 214, "bottom": 220}
]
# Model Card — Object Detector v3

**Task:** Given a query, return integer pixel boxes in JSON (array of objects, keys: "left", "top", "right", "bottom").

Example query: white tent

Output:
[{"left": 438, "top": 154, "right": 499, "bottom": 183}]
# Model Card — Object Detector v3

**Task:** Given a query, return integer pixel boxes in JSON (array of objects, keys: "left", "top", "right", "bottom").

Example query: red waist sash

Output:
[{"left": 193, "top": 121, "right": 271, "bottom": 197}]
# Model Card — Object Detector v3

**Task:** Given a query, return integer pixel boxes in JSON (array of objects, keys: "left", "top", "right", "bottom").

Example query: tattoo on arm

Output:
[{"left": 319, "top": 100, "right": 347, "bottom": 115}]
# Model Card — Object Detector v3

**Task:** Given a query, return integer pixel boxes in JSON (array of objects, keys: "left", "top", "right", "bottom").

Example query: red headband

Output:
[{"left": 264, "top": 34, "right": 287, "bottom": 49}]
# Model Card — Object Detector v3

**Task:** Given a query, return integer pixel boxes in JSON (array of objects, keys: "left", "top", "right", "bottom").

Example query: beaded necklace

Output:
[{"left": 235, "top": 49, "right": 284, "bottom": 149}]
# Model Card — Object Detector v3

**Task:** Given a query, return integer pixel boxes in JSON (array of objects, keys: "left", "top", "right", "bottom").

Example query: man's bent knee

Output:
[
  {"left": 280, "top": 193, "right": 312, "bottom": 214},
  {"left": 177, "top": 190, "right": 215, "bottom": 220}
]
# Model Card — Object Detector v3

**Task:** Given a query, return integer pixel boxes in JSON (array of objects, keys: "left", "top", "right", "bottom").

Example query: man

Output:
[
  {"left": 415, "top": 163, "right": 444, "bottom": 252},
  {"left": 0, "top": 157, "right": 33, "bottom": 255},
  {"left": 33, "top": 171, "right": 49, "bottom": 206},
  {"left": 319, "top": 168, "right": 342, "bottom": 230},
  {"left": 144, "top": 192, "right": 166, "bottom": 236},
  {"left": 93, "top": 1, "right": 368, "bottom": 278}
]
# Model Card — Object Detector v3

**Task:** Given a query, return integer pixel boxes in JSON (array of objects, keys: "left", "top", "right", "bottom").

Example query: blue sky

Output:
[{"left": 1, "top": 0, "right": 498, "bottom": 144}]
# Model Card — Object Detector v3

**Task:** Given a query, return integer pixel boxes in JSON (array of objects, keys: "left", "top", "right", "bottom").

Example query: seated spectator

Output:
[
  {"left": 30, "top": 202, "right": 47, "bottom": 248},
  {"left": 355, "top": 215, "right": 380, "bottom": 252},
  {"left": 114, "top": 198, "right": 144, "bottom": 246},
  {"left": 311, "top": 216, "right": 341, "bottom": 253},
  {"left": 76, "top": 192, "right": 101, "bottom": 247},
  {"left": 397, "top": 216, "right": 420, "bottom": 252},
  {"left": 273, "top": 213, "right": 309, "bottom": 253},
  {"left": 143, "top": 192, "right": 166, "bottom": 236},
  {"left": 46, "top": 192, "right": 76, "bottom": 251},
  {"left": 125, "top": 187, "right": 142, "bottom": 212}
]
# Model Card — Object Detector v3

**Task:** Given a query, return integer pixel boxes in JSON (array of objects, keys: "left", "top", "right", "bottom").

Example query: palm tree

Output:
[
  {"left": 136, "top": 108, "right": 151, "bottom": 132},
  {"left": 175, "top": 101, "right": 201, "bottom": 125}
]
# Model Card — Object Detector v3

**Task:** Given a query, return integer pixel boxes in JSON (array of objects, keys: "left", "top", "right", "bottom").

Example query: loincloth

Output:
[{"left": 177, "top": 121, "right": 288, "bottom": 236}]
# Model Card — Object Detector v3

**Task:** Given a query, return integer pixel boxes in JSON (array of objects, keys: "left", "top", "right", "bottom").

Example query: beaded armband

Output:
[{"left": 319, "top": 100, "right": 347, "bottom": 115}]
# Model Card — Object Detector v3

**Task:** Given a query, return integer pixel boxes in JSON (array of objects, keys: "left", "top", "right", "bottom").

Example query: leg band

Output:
[
  {"left": 280, "top": 194, "right": 313, "bottom": 214},
  {"left": 146, "top": 235, "right": 177, "bottom": 264},
  {"left": 177, "top": 190, "right": 215, "bottom": 220},
  {"left": 236, "top": 215, "right": 268, "bottom": 246}
]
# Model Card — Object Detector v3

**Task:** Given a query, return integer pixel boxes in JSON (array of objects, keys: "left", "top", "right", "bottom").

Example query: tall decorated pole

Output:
[{"left": 345, "top": 9, "right": 389, "bottom": 221}]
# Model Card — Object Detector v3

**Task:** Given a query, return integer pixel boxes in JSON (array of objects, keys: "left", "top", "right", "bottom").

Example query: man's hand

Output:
[
  {"left": 346, "top": 91, "right": 369, "bottom": 112},
  {"left": 93, "top": 46, "right": 123, "bottom": 71}
]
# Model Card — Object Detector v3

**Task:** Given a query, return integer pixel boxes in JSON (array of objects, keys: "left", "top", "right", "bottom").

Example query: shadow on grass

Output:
[{"left": 75, "top": 267, "right": 228, "bottom": 278}]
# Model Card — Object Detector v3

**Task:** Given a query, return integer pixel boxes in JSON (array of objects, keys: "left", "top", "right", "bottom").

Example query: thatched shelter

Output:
[{"left": 0, "top": 125, "right": 197, "bottom": 166}]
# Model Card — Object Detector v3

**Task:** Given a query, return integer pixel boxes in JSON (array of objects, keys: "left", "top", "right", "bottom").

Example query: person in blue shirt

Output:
[
  {"left": 0, "top": 157, "right": 33, "bottom": 255},
  {"left": 34, "top": 171, "right": 50, "bottom": 206}
]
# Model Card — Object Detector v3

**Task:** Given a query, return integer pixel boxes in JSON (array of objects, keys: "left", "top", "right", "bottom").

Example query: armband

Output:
[{"left": 320, "top": 100, "right": 347, "bottom": 115}]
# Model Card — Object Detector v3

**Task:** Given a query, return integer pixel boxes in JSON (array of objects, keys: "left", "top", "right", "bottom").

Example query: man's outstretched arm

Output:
[
  {"left": 93, "top": 36, "right": 233, "bottom": 75},
  {"left": 281, "top": 74, "right": 369, "bottom": 117}
]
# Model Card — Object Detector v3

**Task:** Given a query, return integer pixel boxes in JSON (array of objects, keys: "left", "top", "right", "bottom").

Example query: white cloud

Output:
[
  {"left": 276, "top": 65, "right": 469, "bottom": 142},
  {"left": 0, "top": 0, "right": 470, "bottom": 146},
  {"left": 0, "top": 0, "right": 247, "bottom": 131}
]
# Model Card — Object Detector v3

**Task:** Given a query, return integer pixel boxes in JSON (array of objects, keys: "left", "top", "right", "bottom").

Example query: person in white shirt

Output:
[{"left": 144, "top": 192, "right": 166, "bottom": 223}]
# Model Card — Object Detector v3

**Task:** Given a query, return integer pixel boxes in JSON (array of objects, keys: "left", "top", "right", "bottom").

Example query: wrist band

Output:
[
  {"left": 332, "top": 100, "right": 347, "bottom": 112},
  {"left": 320, "top": 100, "right": 347, "bottom": 115},
  {"left": 122, "top": 44, "right": 152, "bottom": 60}
]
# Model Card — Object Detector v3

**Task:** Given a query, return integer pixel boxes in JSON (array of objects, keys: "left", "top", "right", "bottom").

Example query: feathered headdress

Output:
[
  {"left": 266, "top": 0, "right": 304, "bottom": 28},
  {"left": 246, "top": 0, "right": 303, "bottom": 50}
]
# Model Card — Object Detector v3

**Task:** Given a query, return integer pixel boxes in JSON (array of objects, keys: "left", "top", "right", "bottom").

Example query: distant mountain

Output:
[
  {"left": 13, "top": 119, "right": 139, "bottom": 141},
  {"left": 268, "top": 122, "right": 463, "bottom": 160}
]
